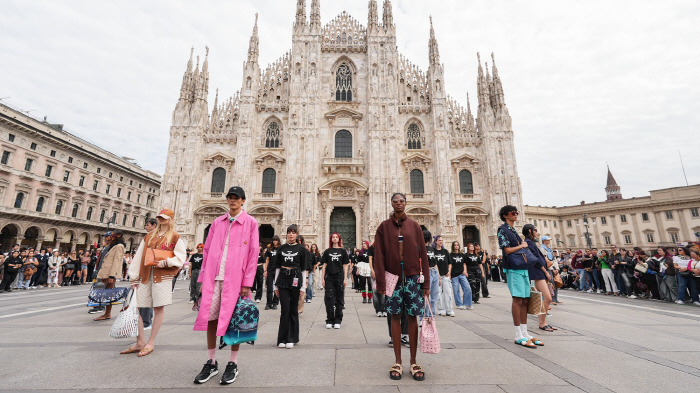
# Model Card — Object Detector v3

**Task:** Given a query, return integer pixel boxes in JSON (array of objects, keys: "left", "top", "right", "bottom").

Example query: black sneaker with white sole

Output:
[
  {"left": 220, "top": 362, "right": 238, "bottom": 385},
  {"left": 194, "top": 359, "right": 218, "bottom": 384},
  {"left": 400, "top": 335, "right": 410, "bottom": 348}
]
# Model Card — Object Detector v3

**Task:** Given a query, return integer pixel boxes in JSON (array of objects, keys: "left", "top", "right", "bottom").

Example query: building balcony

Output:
[
  {"left": 253, "top": 193, "right": 283, "bottom": 202},
  {"left": 201, "top": 192, "right": 224, "bottom": 201},
  {"left": 321, "top": 157, "right": 365, "bottom": 175},
  {"left": 407, "top": 193, "right": 433, "bottom": 202},
  {"left": 455, "top": 193, "right": 482, "bottom": 202}
]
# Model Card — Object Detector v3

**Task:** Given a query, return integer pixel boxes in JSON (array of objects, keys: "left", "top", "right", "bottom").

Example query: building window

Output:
[
  {"left": 646, "top": 233, "right": 654, "bottom": 243},
  {"left": 132, "top": 216, "right": 137, "bottom": 227},
  {"left": 129, "top": 180, "right": 133, "bottom": 186},
  {"left": 544, "top": 220, "right": 548, "bottom": 227},
  {"left": 137, "top": 194, "right": 141, "bottom": 203},
  {"left": 553, "top": 221, "right": 557, "bottom": 228},
  {"left": 604, "top": 236, "right": 611, "bottom": 245},
  {"left": 262, "top": 168, "right": 276, "bottom": 193},
  {"left": 14, "top": 192, "right": 24, "bottom": 208},
  {"left": 211, "top": 167, "right": 226, "bottom": 193},
  {"left": 50, "top": 150, "right": 56, "bottom": 157},
  {"left": 71, "top": 204, "right": 79, "bottom": 218},
  {"left": 109, "top": 172, "right": 113, "bottom": 178},
  {"left": 36, "top": 196, "right": 45, "bottom": 212},
  {"left": 335, "top": 63, "right": 352, "bottom": 102},
  {"left": 55, "top": 200, "right": 63, "bottom": 215},
  {"left": 601, "top": 216, "right": 607, "bottom": 225},
  {"left": 122, "top": 214, "right": 128, "bottom": 226},
  {"left": 112, "top": 212, "right": 117, "bottom": 223},
  {"left": 87, "top": 206, "right": 93, "bottom": 221},
  {"left": 265, "top": 122, "right": 280, "bottom": 148},
  {"left": 24, "top": 158, "right": 33, "bottom": 172},
  {"left": 459, "top": 170, "right": 473, "bottom": 194},
  {"left": 569, "top": 237, "right": 576, "bottom": 247},
  {"left": 68, "top": 157, "right": 73, "bottom": 164},
  {"left": 1, "top": 151, "right": 9, "bottom": 165},
  {"left": 106, "top": 184, "right": 111, "bottom": 194},
  {"left": 8, "top": 134, "right": 15, "bottom": 142},
  {"left": 407, "top": 124, "right": 422, "bottom": 149},
  {"left": 120, "top": 176, "right": 123, "bottom": 182},
  {"left": 624, "top": 235, "right": 632, "bottom": 244},
  {"left": 93, "top": 180, "right": 99, "bottom": 191},
  {"left": 97, "top": 167, "right": 101, "bottom": 174},
  {"left": 567, "top": 220, "right": 572, "bottom": 228},
  {"left": 410, "top": 169, "right": 424, "bottom": 194},
  {"left": 641, "top": 213, "right": 649, "bottom": 222},
  {"left": 139, "top": 184, "right": 142, "bottom": 189},
  {"left": 665, "top": 211, "right": 673, "bottom": 220},
  {"left": 117, "top": 188, "right": 122, "bottom": 198},
  {"left": 99, "top": 209, "right": 106, "bottom": 223},
  {"left": 63, "top": 171, "right": 70, "bottom": 182},
  {"left": 335, "top": 130, "right": 353, "bottom": 158},
  {"left": 670, "top": 233, "right": 680, "bottom": 243},
  {"left": 620, "top": 215, "right": 627, "bottom": 223},
  {"left": 533, "top": 219, "right": 538, "bottom": 226},
  {"left": 45, "top": 165, "right": 53, "bottom": 177},
  {"left": 79, "top": 176, "right": 85, "bottom": 187},
  {"left": 83, "top": 162, "right": 88, "bottom": 169},
  {"left": 691, "top": 208, "right": 699, "bottom": 218},
  {"left": 127, "top": 191, "right": 131, "bottom": 200},
  {"left": 30, "top": 142, "right": 37, "bottom": 150}
]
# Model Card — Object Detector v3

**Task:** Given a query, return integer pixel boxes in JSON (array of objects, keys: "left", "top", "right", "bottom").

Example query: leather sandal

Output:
[
  {"left": 93, "top": 315, "right": 110, "bottom": 321},
  {"left": 389, "top": 364, "right": 402, "bottom": 380},
  {"left": 410, "top": 364, "right": 425, "bottom": 381},
  {"left": 530, "top": 337, "right": 544, "bottom": 346},
  {"left": 539, "top": 325, "right": 554, "bottom": 332},
  {"left": 120, "top": 346, "right": 142, "bottom": 354},
  {"left": 137, "top": 346, "right": 154, "bottom": 357},
  {"left": 515, "top": 338, "right": 537, "bottom": 348}
]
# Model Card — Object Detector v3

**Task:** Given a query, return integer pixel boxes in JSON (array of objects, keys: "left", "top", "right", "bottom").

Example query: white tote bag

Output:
[{"left": 109, "top": 289, "right": 139, "bottom": 339}]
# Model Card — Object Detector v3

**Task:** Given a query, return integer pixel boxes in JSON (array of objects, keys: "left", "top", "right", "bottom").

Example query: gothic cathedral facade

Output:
[{"left": 160, "top": 0, "right": 524, "bottom": 252}]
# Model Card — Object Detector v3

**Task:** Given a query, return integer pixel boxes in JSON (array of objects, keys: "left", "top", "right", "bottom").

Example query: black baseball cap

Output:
[{"left": 226, "top": 186, "right": 246, "bottom": 200}]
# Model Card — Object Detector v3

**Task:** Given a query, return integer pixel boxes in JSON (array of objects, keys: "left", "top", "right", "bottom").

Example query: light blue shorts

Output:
[{"left": 505, "top": 269, "right": 530, "bottom": 298}]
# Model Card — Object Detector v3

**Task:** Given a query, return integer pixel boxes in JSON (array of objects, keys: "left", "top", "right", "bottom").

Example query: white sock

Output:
[
  {"left": 520, "top": 324, "right": 532, "bottom": 339},
  {"left": 514, "top": 325, "right": 524, "bottom": 340}
]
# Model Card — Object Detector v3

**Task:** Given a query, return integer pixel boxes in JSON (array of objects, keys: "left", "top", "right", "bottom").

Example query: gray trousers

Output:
[
  {"left": 658, "top": 274, "right": 678, "bottom": 302},
  {"left": 139, "top": 307, "right": 153, "bottom": 327}
]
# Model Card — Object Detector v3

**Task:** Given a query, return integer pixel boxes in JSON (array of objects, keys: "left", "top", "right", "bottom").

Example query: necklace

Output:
[{"left": 156, "top": 231, "right": 167, "bottom": 238}]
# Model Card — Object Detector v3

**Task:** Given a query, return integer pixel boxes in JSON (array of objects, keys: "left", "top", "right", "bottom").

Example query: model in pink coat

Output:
[{"left": 193, "top": 187, "right": 259, "bottom": 385}]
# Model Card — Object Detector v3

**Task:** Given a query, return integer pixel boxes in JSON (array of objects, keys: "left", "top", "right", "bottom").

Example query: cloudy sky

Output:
[{"left": 1, "top": 0, "right": 698, "bottom": 207}]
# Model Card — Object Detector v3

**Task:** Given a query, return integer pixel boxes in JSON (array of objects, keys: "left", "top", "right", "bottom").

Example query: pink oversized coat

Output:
[{"left": 193, "top": 210, "right": 259, "bottom": 336}]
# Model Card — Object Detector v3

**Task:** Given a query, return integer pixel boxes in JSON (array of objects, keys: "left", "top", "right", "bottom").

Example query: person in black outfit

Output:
[
  {"left": 464, "top": 243, "right": 481, "bottom": 303},
  {"left": 253, "top": 246, "right": 265, "bottom": 303},
  {"left": 1, "top": 251, "right": 22, "bottom": 292},
  {"left": 475, "top": 244, "right": 489, "bottom": 298},
  {"left": 273, "top": 225, "right": 307, "bottom": 348},
  {"left": 350, "top": 249, "right": 360, "bottom": 292},
  {"left": 264, "top": 235, "right": 281, "bottom": 310},
  {"left": 189, "top": 244, "right": 204, "bottom": 303},
  {"left": 321, "top": 233, "right": 350, "bottom": 329}
]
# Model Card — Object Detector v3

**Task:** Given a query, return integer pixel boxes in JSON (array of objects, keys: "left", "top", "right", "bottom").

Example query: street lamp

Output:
[{"left": 582, "top": 214, "right": 592, "bottom": 249}]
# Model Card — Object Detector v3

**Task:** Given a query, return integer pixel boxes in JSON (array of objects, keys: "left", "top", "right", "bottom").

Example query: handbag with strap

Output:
[
  {"left": 553, "top": 272, "right": 564, "bottom": 288},
  {"left": 223, "top": 296, "right": 260, "bottom": 346},
  {"left": 88, "top": 281, "right": 129, "bottom": 305},
  {"left": 679, "top": 261, "right": 693, "bottom": 278},
  {"left": 634, "top": 262, "right": 648, "bottom": 274},
  {"left": 144, "top": 248, "right": 175, "bottom": 267},
  {"left": 420, "top": 297, "right": 440, "bottom": 354},
  {"left": 109, "top": 289, "right": 139, "bottom": 339},
  {"left": 527, "top": 286, "right": 545, "bottom": 315}
]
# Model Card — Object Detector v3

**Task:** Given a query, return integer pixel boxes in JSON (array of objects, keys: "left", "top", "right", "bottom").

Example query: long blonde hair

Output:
[{"left": 152, "top": 218, "right": 177, "bottom": 247}]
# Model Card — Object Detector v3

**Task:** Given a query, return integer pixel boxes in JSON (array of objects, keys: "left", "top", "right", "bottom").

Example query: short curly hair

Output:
[{"left": 499, "top": 205, "right": 518, "bottom": 222}]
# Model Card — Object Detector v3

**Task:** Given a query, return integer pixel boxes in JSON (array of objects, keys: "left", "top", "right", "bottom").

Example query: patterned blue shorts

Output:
[{"left": 385, "top": 275, "right": 425, "bottom": 317}]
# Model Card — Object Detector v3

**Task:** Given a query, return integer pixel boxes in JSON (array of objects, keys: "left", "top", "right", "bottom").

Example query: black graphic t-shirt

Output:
[
  {"left": 190, "top": 253, "right": 203, "bottom": 270},
  {"left": 274, "top": 244, "right": 307, "bottom": 269},
  {"left": 265, "top": 247, "right": 279, "bottom": 270},
  {"left": 426, "top": 246, "right": 438, "bottom": 268},
  {"left": 433, "top": 248, "right": 451, "bottom": 276},
  {"left": 321, "top": 247, "right": 350, "bottom": 275},
  {"left": 450, "top": 252, "right": 466, "bottom": 278},
  {"left": 465, "top": 253, "right": 481, "bottom": 270}
]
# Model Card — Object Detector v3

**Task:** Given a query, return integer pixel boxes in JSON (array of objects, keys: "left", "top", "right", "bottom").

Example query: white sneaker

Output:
[
  {"left": 285, "top": 343, "right": 294, "bottom": 349},
  {"left": 448, "top": 311, "right": 456, "bottom": 317},
  {"left": 596, "top": 290, "right": 601, "bottom": 294},
  {"left": 466, "top": 306, "right": 473, "bottom": 310},
  {"left": 629, "top": 295, "right": 637, "bottom": 299},
  {"left": 189, "top": 300, "right": 194, "bottom": 303},
  {"left": 587, "top": 289, "right": 593, "bottom": 293},
  {"left": 694, "top": 301, "right": 700, "bottom": 307},
  {"left": 438, "top": 312, "right": 446, "bottom": 316},
  {"left": 144, "top": 325, "right": 152, "bottom": 330},
  {"left": 326, "top": 324, "right": 332, "bottom": 329},
  {"left": 377, "top": 312, "right": 382, "bottom": 317},
  {"left": 675, "top": 300, "right": 684, "bottom": 304},
  {"left": 333, "top": 324, "right": 341, "bottom": 329},
  {"left": 382, "top": 312, "right": 387, "bottom": 317},
  {"left": 256, "top": 299, "right": 261, "bottom": 303},
  {"left": 278, "top": 343, "right": 286, "bottom": 348}
]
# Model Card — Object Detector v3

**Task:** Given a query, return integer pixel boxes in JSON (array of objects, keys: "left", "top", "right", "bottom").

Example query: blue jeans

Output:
[
  {"left": 16, "top": 275, "right": 28, "bottom": 289},
  {"left": 591, "top": 268, "right": 601, "bottom": 290},
  {"left": 306, "top": 272, "right": 314, "bottom": 301},
  {"left": 426, "top": 268, "right": 440, "bottom": 317},
  {"left": 451, "top": 275, "right": 472, "bottom": 307},
  {"left": 677, "top": 274, "right": 699, "bottom": 302},
  {"left": 576, "top": 269, "right": 589, "bottom": 290}
]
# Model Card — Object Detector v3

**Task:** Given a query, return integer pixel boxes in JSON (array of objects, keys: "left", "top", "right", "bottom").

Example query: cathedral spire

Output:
[
  {"left": 605, "top": 166, "right": 622, "bottom": 201},
  {"left": 491, "top": 52, "right": 506, "bottom": 111},
  {"left": 295, "top": 0, "right": 307, "bottom": 30},
  {"left": 368, "top": 0, "right": 379, "bottom": 32},
  {"left": 247, "top": 13, "right": 259, "bottom": 64},
  {"left": 476, "top": 53, "right": 491, "bottom": 114},
  {"left": 382, "top": 0, "right": 394, "bottom": 31},
  {"left": 179, "top": 47, "right": 194, "bottom": 100},
  {"left": 310, "top": 0, "right": 321, "bottom": 32},
  {"left": 429, "top": 16, "right": 440, "bottom": 66}
]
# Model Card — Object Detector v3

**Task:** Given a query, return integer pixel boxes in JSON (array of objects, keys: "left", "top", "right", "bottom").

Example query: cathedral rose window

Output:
[{"left": 335, "top": 64, "right": 352, "bottom": 102}]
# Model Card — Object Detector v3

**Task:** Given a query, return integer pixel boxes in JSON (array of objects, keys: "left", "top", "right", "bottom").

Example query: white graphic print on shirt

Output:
[
  {"left": 282, "top": 251, "right": 299, "bottom": 263},
  {"left": 330, "top": 253, "right": 341, "bottom": 262}
]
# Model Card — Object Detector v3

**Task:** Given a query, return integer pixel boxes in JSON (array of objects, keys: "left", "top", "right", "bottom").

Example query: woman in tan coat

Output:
[{"left": 94, "top": 229, "right": 126, "bottom": 321}]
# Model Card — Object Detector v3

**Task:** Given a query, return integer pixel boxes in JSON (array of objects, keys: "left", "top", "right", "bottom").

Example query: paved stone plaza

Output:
[{"left": 1, "top": 282, "right": 699, "bottom": 392}]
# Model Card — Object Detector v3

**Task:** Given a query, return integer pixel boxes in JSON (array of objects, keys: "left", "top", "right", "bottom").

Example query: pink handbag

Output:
[
  {"left": 384, "top": 271, "right": 399, "bottom": 297},
  {"left": 420, "top": 297, "right": 440, "bottom": 354}
]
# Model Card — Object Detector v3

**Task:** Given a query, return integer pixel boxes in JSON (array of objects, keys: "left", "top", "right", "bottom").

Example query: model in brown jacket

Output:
[{"left": 94, "top": 230, "right": 126, "bottom": 321}]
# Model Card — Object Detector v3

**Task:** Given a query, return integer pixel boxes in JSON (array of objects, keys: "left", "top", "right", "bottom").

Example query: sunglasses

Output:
[{"left": 508, "top": 211, "right": 519, "bottom": 216}]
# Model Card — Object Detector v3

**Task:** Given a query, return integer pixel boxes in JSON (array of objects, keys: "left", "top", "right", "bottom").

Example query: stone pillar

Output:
[
  {"left": 677, "top": 209, "right": 690, "bottom": 241},
  {"left": 70, "top": 240, "right": 79, "bottom": 252},
  {"left": 609, "top": 215, "right": 620, "bottom": 245},
  {"left": 35, "top": 236, "right": 45, "bottom": 251},
  {"left": 14, "top": 236, "right": 25, "bottom": 247},
  {"left": 630, "top": 213, "right": 642, "bottom": 246},
  {"left": 54, "top": 240, "right": 61, "bottom": 251},
  {"left": 574, "top": 218, "right": 583, "bottom": 248},
  {"left": 653, "top": 211, "right": 666, "bottom": 243}
]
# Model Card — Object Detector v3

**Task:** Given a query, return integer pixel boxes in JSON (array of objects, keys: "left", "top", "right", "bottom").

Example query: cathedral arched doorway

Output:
[
  {"left": 259, "top": 224, "right": 275, "bottom": 249},
  {"left": 462, "top": 225, "right": 480, "bottom": 246},
  {"left": 23, "top": 226, "right": 41, "bottom": 249},
  {"left": 330, "top": 207, "right": 356, "bottom": 250},
  {"left": 0, "top": 224, "right": 19, "bottom": 251}
]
